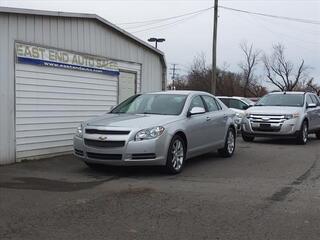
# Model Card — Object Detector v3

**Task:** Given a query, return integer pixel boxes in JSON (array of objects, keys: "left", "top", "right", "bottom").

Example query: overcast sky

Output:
[{"left": 1, "top": 0, "right": 319, "bottom": 87}]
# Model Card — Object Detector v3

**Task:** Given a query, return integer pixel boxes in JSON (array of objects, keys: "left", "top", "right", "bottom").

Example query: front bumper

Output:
[
  {"left": 73, "top": 133, "right": 170, "bottom": 166},
  {"left": 241, "top": 117, "right": 300, "bottom": 137}
]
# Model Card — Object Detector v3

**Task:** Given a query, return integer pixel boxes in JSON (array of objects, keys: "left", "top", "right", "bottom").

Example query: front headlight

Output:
[
  {"left": 76, "top": 124, "right": 83, "bottom": 138},
  {"left": 135, "top": 126, "right": 165, "bottom": 141},
  {"left": 245, "top": 112, "right": 251, "bottom": 118},
  {"left": 284, "top": 113, "right": 300, "bottom": 120},
  {"left": 236, "top": 112, "right": 244, "bottom": 118}
]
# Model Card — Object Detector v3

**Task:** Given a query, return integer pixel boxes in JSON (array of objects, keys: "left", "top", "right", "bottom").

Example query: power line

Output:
[
  {"left": 123, "top": 5, "right": 320, "bottom": 34},
  {"left": 118, "top": 6, "right": 213, "bottom": 26},
  {"left": 117, "top": 5, "right": 320, "bottom": 34},
  {"left": 219, "top": 5, "right": 320, "bottom": 25},
  {"left": 131, "top": 9, "right": 211, "bottom": 33}
]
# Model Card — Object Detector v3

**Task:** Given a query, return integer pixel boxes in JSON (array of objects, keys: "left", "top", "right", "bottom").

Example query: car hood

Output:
[
  {"left": 84, "top": 113, "right": 179, "bottom": 129},
  {"left": 246, "top": 106, "right": 301, "bottom": 115},
  {"left": 230, "top": 108, "right": 244, "bottom": 114}
]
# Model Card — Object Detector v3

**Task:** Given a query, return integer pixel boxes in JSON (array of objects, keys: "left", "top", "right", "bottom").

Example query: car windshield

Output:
[
  {"left": 256, "top": 94, "right": 304, "bottom": 107},
  {"left": 111, "top": 94, "right": 187, "bottom": 115}
]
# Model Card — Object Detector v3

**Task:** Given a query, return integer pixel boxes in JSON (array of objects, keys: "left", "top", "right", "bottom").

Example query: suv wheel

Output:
[
  {"left": 297, "top": 120, "right": 308, "bottom": 145},
  {"left": 242, "top": 133, "right": 254, "bottom": 142},
  {"left": 218, "top": 128, "right": 236, "bottom": 158},
  {"left": 166, "top": 135, "right": 186, "bottom": 174}
]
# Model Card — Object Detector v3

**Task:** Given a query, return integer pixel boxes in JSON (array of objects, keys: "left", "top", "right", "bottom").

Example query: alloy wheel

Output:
[
  {"left": 171, "top": 139, "right": 184, "bottom": 171},
  {"left": 227, "top": 131, "right": 235, "bottom": 155},
  {"left": 302, "top": 123, "right": 308, "bottom": 143}
]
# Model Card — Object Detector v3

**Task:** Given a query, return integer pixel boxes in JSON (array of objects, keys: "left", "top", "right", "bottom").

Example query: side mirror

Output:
[
  {"left": 242, "top": 105, "right": 250, "bottom": 110},
  {"left": 187, "top": 107, "right": 206, "bottom": 117},
  {"left": 307, "top": 103, "right": 317, "bottom": 109}
]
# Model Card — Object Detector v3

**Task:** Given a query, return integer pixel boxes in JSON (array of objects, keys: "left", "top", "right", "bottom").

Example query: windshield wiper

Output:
[
  {"left": 142, "top": 112, "right": 173, "bottom": 115},
  {"left": 142, "top": 112, "right": 158, "bottom": 115}
]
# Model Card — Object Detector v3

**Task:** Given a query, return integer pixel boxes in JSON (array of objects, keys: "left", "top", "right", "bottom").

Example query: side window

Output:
[
  {"left": 189, "top": 96, "right": 205, "bottom": 111},
  {"left": 202, "top": 96, "right": 220, "bottom": 112},
  {"left": 219, "top": 98, "right": 230, "bottom": 107},
  {"left": 306, "top": 95, "right": 314, "bottom": 105},
  {"left": 215, "top": 99, "right": 222, "bottom": 110},
  {"left": 229, "top": 99, "right": 247, "bottom": 110},
  {"left": 311, "top": 94, "right": 320, "bottom": 105}
]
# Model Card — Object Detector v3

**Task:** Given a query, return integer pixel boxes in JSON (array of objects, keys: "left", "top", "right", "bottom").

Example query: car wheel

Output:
[
  {"left": 242, "top": 133, "right": 255, "bottom": 142},
  {"left": 316, "top": 130, "right": 320, "bottom": 139},
  {"left": 297, "top": 120, "right": 308, "bottom": 145},
  {"left": 218, "top": 128, "right": 236, "bottom": 158},
  {"left": 166, "top": 135, "right": 186, "bottom": 174}
]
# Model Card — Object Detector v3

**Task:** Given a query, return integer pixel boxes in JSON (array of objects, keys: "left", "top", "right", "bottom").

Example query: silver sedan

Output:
[{"left": 74, "top": 91, "right": 237, "bottom": 174}]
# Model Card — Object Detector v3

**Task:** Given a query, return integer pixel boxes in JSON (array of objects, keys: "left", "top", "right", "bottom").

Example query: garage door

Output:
[
  {"left": 15, "top": 64, "right": 118, "bottom": 160},
  {"left": 118, "top": 72, "right": 136, "bottom": 103}
]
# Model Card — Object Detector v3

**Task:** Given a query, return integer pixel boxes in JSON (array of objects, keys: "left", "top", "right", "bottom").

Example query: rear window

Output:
[{"left": 219, "top": 98, "right": 230, "bottom": 107}]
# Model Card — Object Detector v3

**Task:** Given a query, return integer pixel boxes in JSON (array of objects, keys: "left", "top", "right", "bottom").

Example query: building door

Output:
[
  {"left": 118, "top": 72, "right": 136, "bottom": 103},
  {"left": 15, "top": 63, "right": 118, "bottom": 160}
]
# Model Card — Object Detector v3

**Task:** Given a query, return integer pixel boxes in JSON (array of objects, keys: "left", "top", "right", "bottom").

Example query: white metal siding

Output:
[
  {"left": 15, "top": 63, "right": 118, "bottom": 160},
  {"left": 0, "top": 12, "right": 163, "bottom": 164},
  {"left": 119, "top": 72, "right": 136, "bottom": 103}
]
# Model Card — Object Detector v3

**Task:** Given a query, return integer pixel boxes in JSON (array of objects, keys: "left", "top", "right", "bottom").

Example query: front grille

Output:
[
  {"left": 85, "top": 129, "right": 130, "bottom": 135},
  {"left": 132, "top": 153, "right": 156, "bottom": 160},
  {"left": 252, "top": 127, "right": 281, "bottom": 132},
  {"left": 74, "top": 149, "right": 84, "bottom": 156},
  {"left": 87, "top": 152, "right": 122, "bottom": 160},
  {"left": 84, "top": 139, "right": 125, "bottom": 148},
  {"left": 248, "top": 114, "right": 286, "bottom": 124},
  {"left": 248, "top": 114, "right": 285, "bottom": 132}
]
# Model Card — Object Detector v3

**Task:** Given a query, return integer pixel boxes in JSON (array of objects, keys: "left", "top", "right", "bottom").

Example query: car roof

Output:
[
  {"left": 147, "top": 90, "right": 213, "bottom": 96},
  {"left": 269, "top": 91, "right": 305, "bottom": 95},
  {"left": 217, "top": 96, "right": 247, "bottom": 100}
]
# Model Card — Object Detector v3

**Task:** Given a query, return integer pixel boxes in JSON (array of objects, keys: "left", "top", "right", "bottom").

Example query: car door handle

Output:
[{"left": 206, "top": 117, "right": 211, "bottom": 121}]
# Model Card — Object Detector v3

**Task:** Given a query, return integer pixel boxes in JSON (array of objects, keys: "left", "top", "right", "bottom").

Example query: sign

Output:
[{"left": 15, "top": 43, "right": 120, "bottom": 76}]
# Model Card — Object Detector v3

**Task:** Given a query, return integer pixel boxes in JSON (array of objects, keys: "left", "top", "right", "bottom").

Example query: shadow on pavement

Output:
[{"left": 248, "top": 134, "right": 318, "bottom": 145}]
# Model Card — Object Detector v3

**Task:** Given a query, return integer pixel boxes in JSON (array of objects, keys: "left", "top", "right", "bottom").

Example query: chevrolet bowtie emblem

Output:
[{"left": 98, "top": 136, "right": 108, "bottom": 141}]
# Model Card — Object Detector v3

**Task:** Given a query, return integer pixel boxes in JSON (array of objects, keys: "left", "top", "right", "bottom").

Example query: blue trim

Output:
[{"left": 17, "top": 57, "right": 120, "bottom": 76}]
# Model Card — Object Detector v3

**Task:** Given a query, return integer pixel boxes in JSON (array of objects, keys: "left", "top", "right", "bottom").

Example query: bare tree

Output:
[
  {"left": 167, "top": 52, "right": 267, "bottom": 97},
  {"left": 239, "top": 42, "right": 260, "bottom": 97},
  {"left": 262, "top": 43, "right": 308, "bottom": 91},
  {"left": 306, "top": 78, "right": 320, "bottom": 95}
]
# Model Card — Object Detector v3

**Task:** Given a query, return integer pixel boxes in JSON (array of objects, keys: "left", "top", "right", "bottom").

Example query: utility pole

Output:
[
  {"left": 170, "top": 64, "right": 180, "bottom": 90},
  {"left": 211, "top": 0, "right": 218, "bottom": 95}
]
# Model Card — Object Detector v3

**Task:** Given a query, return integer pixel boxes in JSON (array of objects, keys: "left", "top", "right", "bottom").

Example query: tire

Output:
[
  {"left": 315, "top": 130, "right": 320, "bottom": 139},
  {"left": 165, "top": 135, "right": 186, "bottom": 174},
  {"left": 242, "top": 133, "right": 255, "bottom": 142},
  {"left": 218, "top": 128, "right": 236, "bottom": 158},
  {"left": 297, "top": 120, "right": 308, "bottom": 145}
]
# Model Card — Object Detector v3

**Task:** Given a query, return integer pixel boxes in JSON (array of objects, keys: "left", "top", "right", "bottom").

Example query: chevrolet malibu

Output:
[{"left": 74, "top": 91, "right": 237, "bottom": 174}]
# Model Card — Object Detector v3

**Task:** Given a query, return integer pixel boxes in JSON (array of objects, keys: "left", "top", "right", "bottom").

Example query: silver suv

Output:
[{"left": 241, "top": 92, "right": 320, "bottom": 144}]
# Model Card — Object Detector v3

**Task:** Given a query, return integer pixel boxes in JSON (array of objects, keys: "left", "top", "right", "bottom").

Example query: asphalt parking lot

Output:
[{"left": 1, "top": 137, "right": 320, "bottom": 240}]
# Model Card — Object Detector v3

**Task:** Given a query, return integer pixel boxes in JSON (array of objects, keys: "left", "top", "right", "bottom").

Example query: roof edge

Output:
[{"left": 0, "top": 6, "right": 165, "bottom": 58}]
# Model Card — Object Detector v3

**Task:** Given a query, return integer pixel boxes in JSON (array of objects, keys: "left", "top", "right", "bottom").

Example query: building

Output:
[{"left": 0, "top": 7, "right": 167, "bottom": 165}]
